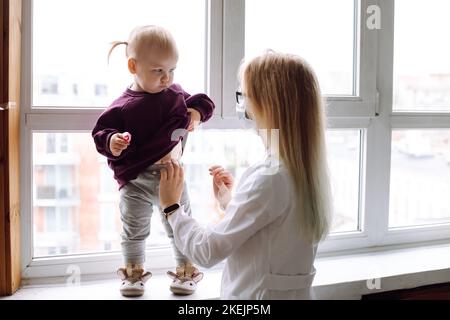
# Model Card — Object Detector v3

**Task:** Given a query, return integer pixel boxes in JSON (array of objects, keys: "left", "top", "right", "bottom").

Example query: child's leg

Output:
[
  {"left": 159, "top": 180, "right": 192, "bottom": 266},
  {"left": 159, "top": 180, "right": 203, "bottom": 295},
  {"left": 119, "top": 180, "right": 154, "bottom": 266}
]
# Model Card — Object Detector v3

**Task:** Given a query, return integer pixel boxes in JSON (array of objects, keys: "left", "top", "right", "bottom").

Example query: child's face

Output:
[{"left": 131, "top": 50, "right": 178, "bottom": 93}]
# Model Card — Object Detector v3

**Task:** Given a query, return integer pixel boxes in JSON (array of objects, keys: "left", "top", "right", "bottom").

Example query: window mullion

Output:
[
  {"left": 391, "top": 114, "right": 450, "bottom": 129},
  {"left": 206, "top": 0, "right": 223, "bottom": 117},
  {"left": 363, "top": 0, "right": 395, "bottom": 246},
  {"left": 21, "top": 0, "right": 33, "bottom": 116},
  {"left": 21, "top": 0, "right": 34, "bottom": 274},
  {"left": 357, "top": 0, "right": 379, "bottom": 117},
  {"left": 26, "top": 110, "right": 102, "bottom": 131},
  {"left": 222, "top": 0, "right": 245, "bottom": 118}
]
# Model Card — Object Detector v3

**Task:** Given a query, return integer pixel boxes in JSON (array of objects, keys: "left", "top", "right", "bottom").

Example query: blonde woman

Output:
[
  {"left": 92, "top": 25, "right": 215, "bottom": 297},
  {"left": 159, "top": 52, "right": 332, "bottom": 299}
]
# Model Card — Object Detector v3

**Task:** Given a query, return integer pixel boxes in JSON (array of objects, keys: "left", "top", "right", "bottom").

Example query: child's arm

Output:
[
  {"left": 182, "top": 90, "right": 215, "bottom": 123},
  {"left": 186, "top": 108, "right": 201, "bottom": 132},
  {"left": 185, "top": 94, "right": 214, "bottom": 122},
  {"left": 92, "top": 107, "right": 135, "bottom": 160}
]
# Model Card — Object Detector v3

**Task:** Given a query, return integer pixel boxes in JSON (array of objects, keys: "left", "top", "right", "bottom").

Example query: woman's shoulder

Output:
[
  {"left": 251, "top": 154, "right": 288, "bottom": 176},
  {"left": 234, "top": 156, "right": 293, "bottom": 216},
  {"left": 239, "top": 156, "right": 291, "bottom": 192}
]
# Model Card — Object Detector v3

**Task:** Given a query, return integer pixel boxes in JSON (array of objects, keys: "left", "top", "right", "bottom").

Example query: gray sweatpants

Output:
[{"left": 119, "top": 164, "right": 191, "bottom": 266}]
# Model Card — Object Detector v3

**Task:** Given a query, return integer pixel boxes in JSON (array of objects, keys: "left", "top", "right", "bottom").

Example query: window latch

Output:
[
  {"left": 0, "top": 101, "right": 16, "bottom": 111},
  {"left": 374, "top": 90, "right": 380, "bottom": 117}
]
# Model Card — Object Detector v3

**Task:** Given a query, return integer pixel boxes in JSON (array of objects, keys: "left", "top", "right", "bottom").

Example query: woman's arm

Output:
[
  {"left": 209, "top": 165, "right": 234, "bottom": 210},
  {"left": 159, "top": 161, "right": 286, "bottom": 268}
]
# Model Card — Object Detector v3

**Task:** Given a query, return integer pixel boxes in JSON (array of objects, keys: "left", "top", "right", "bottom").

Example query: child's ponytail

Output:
[{"left": 107, "top": 41, "right": 128, "bottom": 64}]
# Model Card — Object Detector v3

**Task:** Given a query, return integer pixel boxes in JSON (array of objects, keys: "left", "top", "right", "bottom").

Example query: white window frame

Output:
[
  {"left": 321, "top": 0, "right": 450, "bottom": 253},
  {"left": 218, "top": 0, "right": 378, "bottom": 120},
  {"left": 375, "top": 0, "right": 450, "bottom": 246},
  {"left": 20, "top": 0, "right": 222, "bottom": 280},
  {"left": 20, "top": 0, "right": 450, "bottom": 281}
]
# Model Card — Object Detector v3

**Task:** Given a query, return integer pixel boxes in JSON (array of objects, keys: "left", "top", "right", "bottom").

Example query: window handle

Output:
[{"left": 0, "top": 101, "right": 16, "bottom": 111}]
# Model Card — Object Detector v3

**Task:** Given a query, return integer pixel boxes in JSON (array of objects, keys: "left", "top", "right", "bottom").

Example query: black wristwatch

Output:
[{"left": 163, "top": 203, "right": 180, "bottom": 219}]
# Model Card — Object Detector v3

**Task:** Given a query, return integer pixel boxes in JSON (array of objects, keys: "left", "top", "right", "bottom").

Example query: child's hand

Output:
[
  {"left": 109, "top": 132, "right": 131, "bottom": 157},
  {"left": 209, "top": 166, "right": 234, "bottom": 210},
  {"left": 187, "top": 108, "right": 201, "bottom": 132}
]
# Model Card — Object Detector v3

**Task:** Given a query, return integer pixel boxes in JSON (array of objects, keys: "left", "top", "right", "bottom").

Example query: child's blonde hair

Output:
[
  {"left": 108, "top": 25, "right": 178, "bottom": 63},
  {"left": 241, "top": 51, "right": 332, "bottom": 244}
]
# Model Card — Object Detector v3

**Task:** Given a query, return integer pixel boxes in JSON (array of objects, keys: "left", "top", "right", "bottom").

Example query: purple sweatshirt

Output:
[{"left": 92, "top": 84, "right": 215, "bottom": 189}]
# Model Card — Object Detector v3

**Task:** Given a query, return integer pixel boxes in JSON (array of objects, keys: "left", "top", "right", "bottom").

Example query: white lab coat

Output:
[{"left": 168, "top": 155, "right": 317, "bottom": 299}]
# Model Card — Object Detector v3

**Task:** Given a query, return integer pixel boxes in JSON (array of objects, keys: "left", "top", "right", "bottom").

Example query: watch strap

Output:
[{"left": 163, "top": 203, "right": 180, "bottom": 219}]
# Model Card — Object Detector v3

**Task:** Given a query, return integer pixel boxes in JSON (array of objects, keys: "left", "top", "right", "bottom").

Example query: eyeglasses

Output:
[{"left": 235, "top": 91, "right": 253, "bottom": 120}]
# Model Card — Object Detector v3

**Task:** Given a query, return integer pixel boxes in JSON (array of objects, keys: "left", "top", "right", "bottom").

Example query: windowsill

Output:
[
  {"left": 3, "top": 242, "right": 450, "bottom": 300},
  {"left": 1, "top": 269, "right": 223, "bottom": 300},
  {"left": 312, "top": 241, "right": 450, "bottom": 299}
]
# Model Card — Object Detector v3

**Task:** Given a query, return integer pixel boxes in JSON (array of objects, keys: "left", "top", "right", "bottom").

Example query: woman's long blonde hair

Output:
[{"left": 242, "top": 51, "right": 332, "bottom": 244}]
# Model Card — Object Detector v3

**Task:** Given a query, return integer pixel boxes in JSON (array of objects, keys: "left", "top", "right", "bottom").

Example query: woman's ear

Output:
[{"left": 128, "top": 58, "right": 137, "bottom": 74}]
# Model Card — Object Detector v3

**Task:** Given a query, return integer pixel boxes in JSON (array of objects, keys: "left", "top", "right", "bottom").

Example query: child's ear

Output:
[{"left": 128, "top": 58, "right": 137, "bottom": 74}]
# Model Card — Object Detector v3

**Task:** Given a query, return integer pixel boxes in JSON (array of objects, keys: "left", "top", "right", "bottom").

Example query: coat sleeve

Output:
[{"left": 168, "top": 168, "right": 288, "bottom": 268}]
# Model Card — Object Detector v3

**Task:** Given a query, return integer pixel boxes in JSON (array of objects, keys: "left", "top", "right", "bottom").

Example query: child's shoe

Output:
[
  {"left": 117, "top": 266, "right": 152, "bottom": 297},
  {"left": 167, "top": 262, "right": 203, "bottom": 295}
]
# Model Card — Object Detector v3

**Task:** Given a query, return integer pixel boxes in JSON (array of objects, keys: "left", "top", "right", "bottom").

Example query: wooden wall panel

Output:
[
  {"left": 0, "top": 0, "right": 10, "bottom": 297},
  {"left": 7, "top": 0, "right": 22, "bottom": 294},
  {"left": 0, "top": 0, "right": 22, "bottom": 296}
]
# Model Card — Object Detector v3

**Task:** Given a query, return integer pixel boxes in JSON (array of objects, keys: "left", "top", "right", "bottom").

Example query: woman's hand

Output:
[
  {"left": 159, "top": 160, "right": 184, "bottom": 209},
  {"left": 109, "top": 132, "right": 130, "bottom": 157},
  {"left": 209, "top": 165, "right": 234, "bottom": 210},
  {"left": 187, "top": 108, "right": 201, "bottom": 132}
]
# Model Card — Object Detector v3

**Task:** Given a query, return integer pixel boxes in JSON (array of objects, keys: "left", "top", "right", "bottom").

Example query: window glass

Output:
[
  {"left": 393, "top": 0, "right": 450, "bottom": 111},
  {"left": 33, "top": 129, "right": 362, "bottom": 256},
  {"left": 33, "top": 0, "right": 206, "bottom": 107},
  {"left": 245, "top": 0, "right": 355, "bottom": 95},
  {"left": 326, "top": 130, "right": 361, "bottom": 233},
  {"left": 390, "top": 130, "right": 450, "bottom": 228}
]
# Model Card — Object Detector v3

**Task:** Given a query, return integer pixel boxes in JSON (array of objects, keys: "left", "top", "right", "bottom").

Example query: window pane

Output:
[
  {"left": 185, "top": 129, "right": 361, "bottom": 233},
  {"left": 245, "top": 0, "right": 355, "bottom": 95},
  {"left": 33, "top": 133, "right": 122, "bottom": 257},
  {"left": 45, "top": 208, "right": 56, "bottom": 233},
  {"left": 393, "top": 0, "right": 450, "bottom": 111},
  {"left": 33, "top": 0, "right": 206, "bottom": 107},
  {"left": 32, "top": 131, "right": 265, "bottom": 257},
  {"left": 32, "top": 129, "right": 361, "bottom": 257},
  {"left": 390, "top": 130, "right": 450, "bottom": 228},
  {"left": 183, "top": 130, "right": 266, "bottom": 226},
  {"left": 326, "top": 130, "right": 361, "bottom": 233}
]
